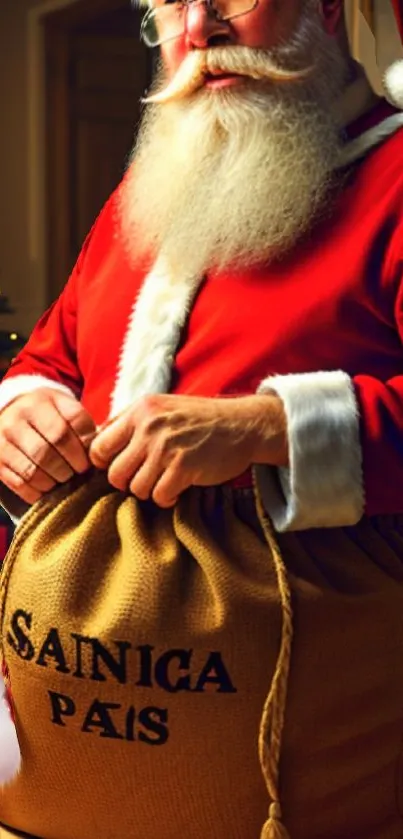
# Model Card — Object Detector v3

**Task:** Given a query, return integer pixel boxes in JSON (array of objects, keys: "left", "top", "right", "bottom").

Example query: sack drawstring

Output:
[{"left": 253, "top": 476, "right": 294, "bottom": 839}]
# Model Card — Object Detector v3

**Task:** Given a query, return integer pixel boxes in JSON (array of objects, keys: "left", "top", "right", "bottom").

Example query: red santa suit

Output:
[
  {"left": 1, "top": 84, "right": 403, "bottom": 532},
  {"left": 3, "top": 70, "right": 403, "bottom": 839}
]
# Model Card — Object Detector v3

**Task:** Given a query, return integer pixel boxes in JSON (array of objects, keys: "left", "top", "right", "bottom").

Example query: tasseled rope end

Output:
[
  {"left": 253, "top": 475, "right": 294, "bottom": 839},
  {"left": 0, "top": 669, "right": 21, "bottom": 786},
  {"left": 260, "top": 803, "right": 291, "bottom": 839}
]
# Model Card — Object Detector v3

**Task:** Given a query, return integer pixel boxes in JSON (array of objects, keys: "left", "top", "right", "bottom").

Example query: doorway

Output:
[{"left": 43, "top": 0, "right": 152, "bottom": 300}]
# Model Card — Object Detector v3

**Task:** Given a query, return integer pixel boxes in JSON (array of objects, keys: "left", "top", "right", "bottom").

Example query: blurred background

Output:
[{"left": 0, "top": 0, "right": 400, "bottom": 367}]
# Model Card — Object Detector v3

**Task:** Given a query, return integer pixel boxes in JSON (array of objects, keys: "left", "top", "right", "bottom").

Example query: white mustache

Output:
[{"left": 144, "top": 47, "right": 314, "bottom": 105}]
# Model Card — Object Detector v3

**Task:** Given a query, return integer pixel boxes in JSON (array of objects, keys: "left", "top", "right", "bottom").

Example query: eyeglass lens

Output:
[{"left": 141, "top": 0, "right": 256, "bottom": 47}]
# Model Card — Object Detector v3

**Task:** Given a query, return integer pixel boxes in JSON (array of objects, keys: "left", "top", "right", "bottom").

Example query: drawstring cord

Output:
[{"left": 253, "top": 474, "right": 294, "bottom": 839}]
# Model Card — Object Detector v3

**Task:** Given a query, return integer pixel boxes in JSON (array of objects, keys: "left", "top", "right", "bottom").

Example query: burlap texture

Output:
[
  {"left": 0, "top": 474, "right": 282, "bottom": 839},
  {"left": 2, "top": 474, "right": 403, "bottom": 838}
]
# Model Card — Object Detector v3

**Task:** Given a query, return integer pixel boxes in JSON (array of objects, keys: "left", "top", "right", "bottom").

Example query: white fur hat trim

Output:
[
  {"left": 0, "top": 674, "right": 20, "bottom": 785},
  {"left": 384, "top": 59, "right": 403, "bottom": 108}
]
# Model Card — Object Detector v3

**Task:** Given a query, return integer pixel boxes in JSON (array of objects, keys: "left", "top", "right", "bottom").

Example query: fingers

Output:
[
  {"left": 106, "top": 441, "right": 145, "bottom": 491},
  {"left": 109, "top": 445, "right": 189, "bottom": 508},
  {"left": 128, "top": 448, "right": 165, "bottom": 499},
  {"left": 0, "top": 439, "right": 58, "bottom": 493},
  {"left": 4, "top": 424, "right": 74, "bottom": 484},
  {"left": 91, "top": 407, "right": 192, "bottom": 505},
  {"left": 90, "top": 413, "right": 134, "bottom": 469},
  {"left": 0, "top": 389, "right": 97, "bottom": 506},
  {"left": 0, "top": 464, "right": 43, "bottom": 506},
  {"left": 102, "top": 427, "right": 179, "bottom": 502},
  {"left": 26, "top": 400, "right": 92, "bottom": 475},
  {"left": 151, "top": 463, "right": 185, "bottom": 508},
  {"left": 52, "top": 393, "right": 96, "bottom": 449}
]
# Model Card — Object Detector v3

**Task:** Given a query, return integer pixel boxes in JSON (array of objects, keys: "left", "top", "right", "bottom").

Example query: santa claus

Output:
[{"left": 1, "top": 0, "right": 403, "bottom": 837}]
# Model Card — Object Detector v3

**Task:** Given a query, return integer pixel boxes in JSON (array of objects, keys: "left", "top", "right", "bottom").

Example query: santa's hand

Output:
[
  {"left": 0, "top": 389, "right": 96, "bottom": 505},
  {"left": 89, "top": 394, "right": 288, "bottom": 508}
]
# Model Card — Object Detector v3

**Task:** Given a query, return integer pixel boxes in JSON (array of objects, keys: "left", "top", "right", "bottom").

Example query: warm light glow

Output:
[{"left": 9, "top": 333, "right": 18, "bottom": 341}]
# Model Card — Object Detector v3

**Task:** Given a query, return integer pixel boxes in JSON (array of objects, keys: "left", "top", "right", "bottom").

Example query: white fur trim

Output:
[
  {"left": 255, "top": 371, "right": 364, "bottom": 531},
  {"left": 339, "top": 112, "right": 403, "bottom": 168},
  {"left": 0, "top": 375, "right": 76, "bottom": 416},
  {"left": 0, "top": 675, "right": 20, "bottom": 786},
  {"left": 109, "top": 93, "right": 403, "bottom": 418},
  {"left": 384, "top": 60, "right": 403, "bottom": 109},
  {"left": 109, "top": 260, "right": 203, "bottom": 418}
]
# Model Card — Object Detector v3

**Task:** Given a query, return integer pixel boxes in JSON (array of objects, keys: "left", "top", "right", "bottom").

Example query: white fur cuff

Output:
[
  {"left": 255, "top": 371, "right": 364, "bottom": 531},
  {"left": 0, "top": 375, "right": 76, "bottom": 415}
]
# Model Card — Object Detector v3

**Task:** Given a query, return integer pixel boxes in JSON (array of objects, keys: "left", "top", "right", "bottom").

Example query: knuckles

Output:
[
  {"left": 0, "top": 393, "right": 44, "bottom": 431},
  {"left": 90, "top": 439, "right": 109, "bottom": 464},
  {"left": 134, "top": 395, "right": 177, "bottom": 432},
  {"left": 0, "top": 467, "right": 41, "bottom": 504},
  {"left": 41, "top": 422, "right": 70, "bottom": 449},
  {"left": 19, "top": 461, "right": 38, "bottom": 483},
  {"left": 136, "top": 394, "right": 166, "bottom": 416}
]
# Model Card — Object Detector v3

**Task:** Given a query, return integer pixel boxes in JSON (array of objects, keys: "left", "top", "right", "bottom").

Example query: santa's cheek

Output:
[{"left": 161, "top": 38, "right": 188, "bottom": 79}]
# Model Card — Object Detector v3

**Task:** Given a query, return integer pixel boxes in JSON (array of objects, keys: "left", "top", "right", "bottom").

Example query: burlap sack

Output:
[
  {"left": 3, "top": 472, "right": 403, "bottom": 839},
  {"left": 0, "top": 473, "right": 289, "bottom": 839}
]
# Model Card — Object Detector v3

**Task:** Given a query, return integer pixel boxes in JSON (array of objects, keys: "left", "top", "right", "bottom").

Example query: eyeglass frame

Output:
[{"left": 140, "top": 0, "right": 259, "bottom": 48}]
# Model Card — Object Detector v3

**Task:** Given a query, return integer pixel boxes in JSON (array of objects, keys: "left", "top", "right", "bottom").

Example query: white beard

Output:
[{"left": 120, "top": 7, "right": 350, "bottom": 277}]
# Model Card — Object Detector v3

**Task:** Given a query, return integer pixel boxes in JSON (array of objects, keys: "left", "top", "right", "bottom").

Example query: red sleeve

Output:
[
  {"left": 3, "top": 212, "right": 103, "bottom": 397},
  {"left": 355, "top": 264, "right": 403, "bottom": 515},
  {"left": 355, "top": 373, "right": 403, "bottom": 515}
]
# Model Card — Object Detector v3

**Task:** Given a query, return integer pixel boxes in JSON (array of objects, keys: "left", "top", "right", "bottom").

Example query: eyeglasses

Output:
[{"left": 140, "top": 0, "right": 258, "bottom": 48}]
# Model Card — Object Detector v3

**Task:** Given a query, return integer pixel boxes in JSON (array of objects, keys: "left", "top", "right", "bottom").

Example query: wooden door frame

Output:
[
  {"left": 349, "top": 1, "right": 375, "bottom": 55},
  {"left": 27, "top": 0, "right": 146, "bottom": 305},
  {"left": 27, "top": 0, "right": 80, "bottom": 314},
  {"left": 361, "top": 0, "right": 375, "bottom": 28}
]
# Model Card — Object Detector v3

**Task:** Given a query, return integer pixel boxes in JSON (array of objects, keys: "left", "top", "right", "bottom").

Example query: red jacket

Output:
[{"left": 2, "top": 99, "right": 403, "bottom": 530}]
